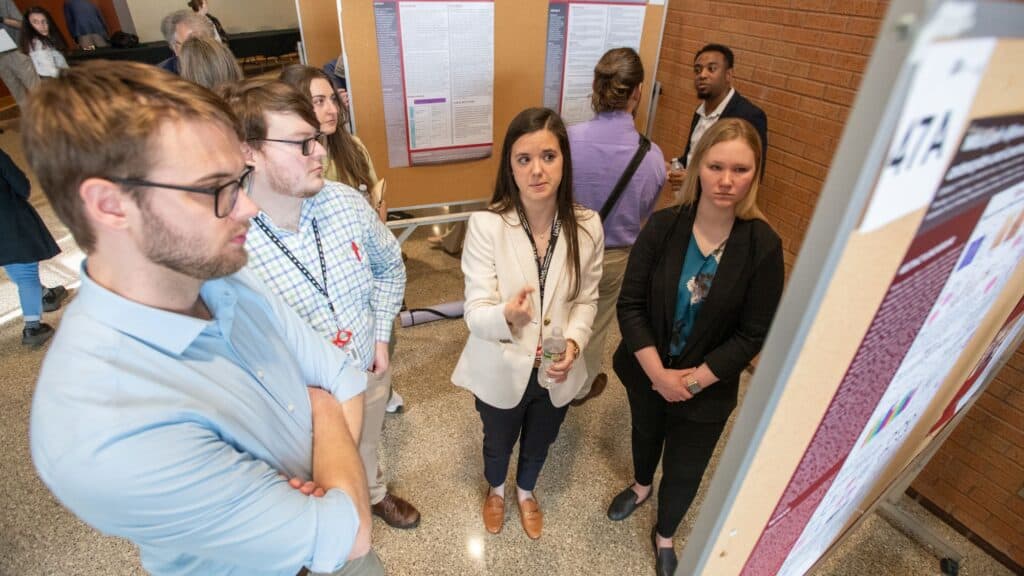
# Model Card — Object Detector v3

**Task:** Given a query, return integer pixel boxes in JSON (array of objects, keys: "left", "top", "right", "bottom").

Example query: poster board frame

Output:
[{"left": 337, "top": 0, "right": 666, "bottom": 209}]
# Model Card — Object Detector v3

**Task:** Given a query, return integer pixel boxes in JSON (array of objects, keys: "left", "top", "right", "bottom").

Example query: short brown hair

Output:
[
  {"left": 677, "top": 118, "right": 766, "bottom": 221},
  {"left": 220, "top": 78, "right": 320, "bottom": 149},
  {"left": 590, "top": 47, "right": 644, "bottom": 114},
  {"left": 180, "top": 35, "right": 243, "bottom": 90},
  {"left": 20, "top": 60, "right": 243, "bottom": 252}
]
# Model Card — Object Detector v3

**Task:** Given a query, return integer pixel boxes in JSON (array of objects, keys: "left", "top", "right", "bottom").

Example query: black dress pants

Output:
[
  {"left": 624, "top": 379, "right": 727, "bottom": 538},
  {"left": 475, "top": 368, "right": 570, "bottom": 491}
]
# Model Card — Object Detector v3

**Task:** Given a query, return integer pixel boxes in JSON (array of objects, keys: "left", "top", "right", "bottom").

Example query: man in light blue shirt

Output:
[{"left": 23, "top": 61, "right": 381, "bottom": 575}]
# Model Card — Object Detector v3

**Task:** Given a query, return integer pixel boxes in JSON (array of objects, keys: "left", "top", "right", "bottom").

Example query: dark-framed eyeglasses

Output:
[
  {"left": 248, "top": 133, "right": 325, "bottom": 157},
  {"left": 107, "top": 165, "right": 254, "bottom": 219}
]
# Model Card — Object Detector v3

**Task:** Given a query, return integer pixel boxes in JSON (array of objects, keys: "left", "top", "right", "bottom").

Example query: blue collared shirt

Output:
[
  {"left": 30, "top": 265, "right": 367, "bottom": 576},
  {"left": 245, "top": 181, "right": 406, "bottom": 370}
]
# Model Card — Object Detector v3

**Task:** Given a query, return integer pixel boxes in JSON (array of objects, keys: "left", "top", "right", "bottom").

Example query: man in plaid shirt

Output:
[{"left": 228, "top": 79, "right": 420, "bottom": 531}]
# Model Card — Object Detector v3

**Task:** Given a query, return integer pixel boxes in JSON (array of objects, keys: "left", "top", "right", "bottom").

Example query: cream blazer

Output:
[{"left": 452, "top": 207, "right": 604, "bottom": 409}]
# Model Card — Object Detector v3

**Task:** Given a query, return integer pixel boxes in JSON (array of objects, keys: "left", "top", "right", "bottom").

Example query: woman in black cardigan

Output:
[
  {"left": 606, "top": 119, "right": 785, "bottom": 576},
  {"left": 0, "top": 147, "right": 66, "bottom": 346}
]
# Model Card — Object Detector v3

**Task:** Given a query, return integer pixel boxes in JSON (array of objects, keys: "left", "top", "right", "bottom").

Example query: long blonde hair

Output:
[{"left": 677, "top": 118, "right": 766, "bottom": 221}]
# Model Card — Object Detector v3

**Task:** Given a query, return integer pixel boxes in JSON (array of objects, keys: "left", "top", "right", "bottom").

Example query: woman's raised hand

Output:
[{"left": 503, "top": 286, "right": 535, "bottom": 329}]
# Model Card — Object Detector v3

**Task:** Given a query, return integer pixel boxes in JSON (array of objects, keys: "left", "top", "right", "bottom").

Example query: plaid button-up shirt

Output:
[{"left": 245, "top": 181, "right": 405, "bottom": 371}]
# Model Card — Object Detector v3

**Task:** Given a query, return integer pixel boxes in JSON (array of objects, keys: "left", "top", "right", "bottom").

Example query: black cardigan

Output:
[
  {"left": 0, "top": 148, "right": 59, "bottom": 267},
  {"left": 613, "top": 205, "right": 784, "bottom": 422}
]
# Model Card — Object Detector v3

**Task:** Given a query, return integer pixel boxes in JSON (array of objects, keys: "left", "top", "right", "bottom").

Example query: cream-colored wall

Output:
[{"left": 125, "top": 0, "right": 299, "bottom": 43}]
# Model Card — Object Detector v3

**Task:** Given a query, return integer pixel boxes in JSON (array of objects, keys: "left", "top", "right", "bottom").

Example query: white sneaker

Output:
[{"left": 385, "top": 390, "right": 405, "bottom": 414}]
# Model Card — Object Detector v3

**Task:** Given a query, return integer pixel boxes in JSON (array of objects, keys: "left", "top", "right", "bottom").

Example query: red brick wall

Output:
[
  {"left": 650, "top": 0, "right": 887, "bottom": 268},
  {"left": 913, "top": 350, "right": 1024, "bottom": 567},
  {"left": 650, "top": 0, "right": 1024, "bottom": 570}
]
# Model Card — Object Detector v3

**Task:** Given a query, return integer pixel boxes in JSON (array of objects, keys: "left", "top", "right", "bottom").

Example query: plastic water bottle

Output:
[
  {"left": 539, "top": 326, "right": 567, "bottom": 388},
  {"left": 670, "top": 158, "right": 685, "bottom": 192}
]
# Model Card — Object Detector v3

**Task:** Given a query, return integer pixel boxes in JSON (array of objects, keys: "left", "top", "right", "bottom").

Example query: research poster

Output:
[
  {"left": 775, "top": 111, "right": 1024, "bottom": 576},
  {"left": 543, "top": 0, "right": 646, "bottom": 126},
  {"left": 683, "top": 31, "right": 1024, "bottom": 576},
  {"left": 930, "top": 293, "right": 1024, "bottom": 434},
  {"left": 373, "top": 0, "right": 494, "bottom": 167}
]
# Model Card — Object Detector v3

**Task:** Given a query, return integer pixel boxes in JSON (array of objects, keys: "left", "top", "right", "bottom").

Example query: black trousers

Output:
[
  {"left": 624, "top": 379, "right": 727, "bottom": 538},
  {"left": 475, "top": 368, "right": 569, "bottom": 491}
]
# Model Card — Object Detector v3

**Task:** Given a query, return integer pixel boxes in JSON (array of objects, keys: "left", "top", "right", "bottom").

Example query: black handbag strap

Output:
[{"left": 599, "top": 134, "right": 651, "bottom": 220}]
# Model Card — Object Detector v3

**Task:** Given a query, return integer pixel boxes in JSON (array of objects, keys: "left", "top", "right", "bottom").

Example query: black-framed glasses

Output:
[
  {"left": 248, "top": 133, "right": 325, "bottom": 157},
  {"left": 107, "top": 165, "right": 254, "bottom": 218}
]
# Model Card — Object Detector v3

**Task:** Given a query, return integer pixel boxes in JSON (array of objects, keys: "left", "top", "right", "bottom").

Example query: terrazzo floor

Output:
[{"left": 0, "top": 127, "right": 1015, "bottom": 576}]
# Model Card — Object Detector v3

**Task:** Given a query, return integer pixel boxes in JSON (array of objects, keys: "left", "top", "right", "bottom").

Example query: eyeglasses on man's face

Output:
[
  {"left": 107, "top": 165, "right": 254, "bottom": 218},
  {"left": 248, "top": 133, "right": 326, "bottom": 157}
]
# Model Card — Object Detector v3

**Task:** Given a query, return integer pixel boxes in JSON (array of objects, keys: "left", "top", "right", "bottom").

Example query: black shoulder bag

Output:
[{"left": 598, "top": 134, "right": 652, "bottom": 220}]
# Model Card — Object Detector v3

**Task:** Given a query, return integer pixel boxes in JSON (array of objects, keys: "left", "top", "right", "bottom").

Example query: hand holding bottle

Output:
[
  {"left": 540, "top": 327, "right": 573, "bottom": 387},
  {"left": 667, "top": 158, "right": 686, "bottom": 192}
]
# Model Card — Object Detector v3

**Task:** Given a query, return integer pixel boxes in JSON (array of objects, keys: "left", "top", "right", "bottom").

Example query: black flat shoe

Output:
[
  {"left": 651, "top": 526, "right": 678, "bottom": 576},
  {"left": 22, "top": 323, "right": 54, "bottom": 347},
  {"left": 607, "top": 485, "right": 650, "bottom": 521},
  {"left": 42, "top": 286, "right": 68, "bottom": 313}
]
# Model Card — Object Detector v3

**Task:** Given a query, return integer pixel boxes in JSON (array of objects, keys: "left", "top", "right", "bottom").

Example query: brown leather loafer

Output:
[
  {"left": 371, "top": 493, "right": 421, "bottom": 529},
  {"left": 517, "top": 497, "right": 543, "bottom": 540},
  {"left": 571, "top": 373, "right": 608, "bottom": 407},
  {"left": 483, "top": 493, "right": 505, "bottom": 534}
]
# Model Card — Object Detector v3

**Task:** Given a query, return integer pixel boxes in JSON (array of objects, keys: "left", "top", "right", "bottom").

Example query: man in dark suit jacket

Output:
[{"left": 669, "top": 44, "right": 768, "bottom": 185}]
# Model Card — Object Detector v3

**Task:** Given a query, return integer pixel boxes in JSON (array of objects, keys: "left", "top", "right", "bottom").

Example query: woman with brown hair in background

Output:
[
  {"left": 19, "top": 7, "right": 68, "bottom": 79},
  {"left": 278, "top": 64, "right": 386, "bottom": 222}
]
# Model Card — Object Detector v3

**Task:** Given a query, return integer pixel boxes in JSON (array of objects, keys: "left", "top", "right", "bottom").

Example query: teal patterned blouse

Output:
[{"left": 669, "top": 234, "right": 727, "bottom": 357}]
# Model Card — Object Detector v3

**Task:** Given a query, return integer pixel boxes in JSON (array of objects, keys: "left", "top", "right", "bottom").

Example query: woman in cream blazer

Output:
[{"left": 452, "top": 108, "right": 603, "bottom": 540}]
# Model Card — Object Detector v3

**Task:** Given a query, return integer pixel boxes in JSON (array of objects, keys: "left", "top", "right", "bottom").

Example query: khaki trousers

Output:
[
  {"left": 300, "top": 550, "right": 385, "bottom": 576},
  {"left": 577, "top": 247, "right": 630, "bottom": 398},
  {"left": 360, "top": 366, "right": 390, "bottom": 505},
  {"left": 0, "top": 50, "right": 39, "bottom": 107}
]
